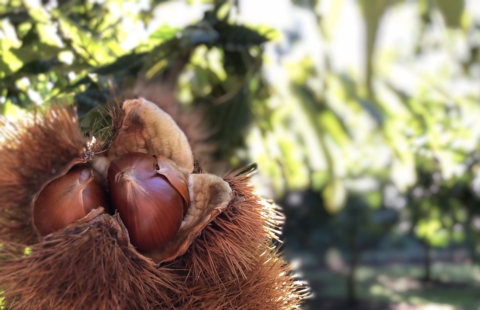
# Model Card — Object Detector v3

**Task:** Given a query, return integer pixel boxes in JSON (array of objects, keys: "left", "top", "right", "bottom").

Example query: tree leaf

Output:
[
  {"left": 323, "top": 179, "right": 347, "bottom": 214},
  {"left": 434, "top": 0, "right": 465, "bottom": 28}
]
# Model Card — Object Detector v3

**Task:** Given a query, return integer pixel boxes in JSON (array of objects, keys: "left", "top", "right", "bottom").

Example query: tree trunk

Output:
[
  {"left": 423, "top": 241, "right": 431, "bottom": 281},
  {"left": 347, "top": 231, "right": 360, "bottom": 306},
  {"left": 465, "top": 214, "right": 479, "bottom": 265}
]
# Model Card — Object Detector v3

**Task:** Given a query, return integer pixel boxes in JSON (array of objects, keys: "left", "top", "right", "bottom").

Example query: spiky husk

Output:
[
  {"left": 0, "top": 105, "right": 307, "bottom": 309},
  {"left": 0, "top": 106, "right": 86, "bottom": 244},
  {"left": 0, "top": 212, "right": 180, "bottom": 309},
  {"left": 0, "top": 174, "right": 306, "bottom": 309},
  {"left": 169, "top": 172, "right": 308, "bottom": 309}
]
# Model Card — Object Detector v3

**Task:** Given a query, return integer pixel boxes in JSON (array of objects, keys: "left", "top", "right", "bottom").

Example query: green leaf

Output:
[
  {"left": 215, "top": 22, "right": 269, "bottom": 50},
  {"left": 1, "top": 99, "right": 26, "bottom": 120},
  {"left": 93, "top": 52, "right": 147, "bottom": 76},
  {"left": 359, "top": 0, "right": 390, "bottom": 96},
  {"left": 58, "top": 15, "right": 118, "bottom": 66},
  {"left": 323, "top": 179, "right": 347, "bottom": 214},
  {"left": 0, "top": 50, "right": 23, "bottom": 73},
  {"left": 434, "top": 0, "right": 465, "bottom": 28},
  {"left": 79, "top": 104, "right": 110, "bottom": 132},
  {"left": 318, "top": 110, "right": 350, "bottom": 148},
  {"left": 36, "top": 23, "right": 63, "bottom": 48},
  {"left": 149, "top": 25, "right": 180, "bottom": 42},
  {"left": 417, "top": 217, "right": 450, "bottom": 247},
  {"left": 11, "top": 42, "right": 62, "bottom": 64}
]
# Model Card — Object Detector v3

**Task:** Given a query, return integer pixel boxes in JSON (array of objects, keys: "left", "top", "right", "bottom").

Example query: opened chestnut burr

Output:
[
  {"left": 107, "top": 152, "right": 189, "bottom": 252},
  {"left": 0, "top": 100, "right": 306, "bottom": 309},
  {"left": 33, "top": 165, "right": 109, "bottom": 236}
]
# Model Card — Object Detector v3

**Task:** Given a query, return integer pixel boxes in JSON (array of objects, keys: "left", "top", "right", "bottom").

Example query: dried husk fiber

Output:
[{"left": 0, "top": 105, "right": 307, "bottom": 309}]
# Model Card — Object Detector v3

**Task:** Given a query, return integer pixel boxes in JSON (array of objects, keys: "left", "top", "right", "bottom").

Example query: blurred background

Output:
[{"left": 1, "top": 0, "right": 480, "bottom": 309}]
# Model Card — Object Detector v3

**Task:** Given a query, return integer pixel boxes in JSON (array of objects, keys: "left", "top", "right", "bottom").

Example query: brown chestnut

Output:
[
  {"left": 107, "top": 152, "right": 189, "bottom": 252},
  {"left": 33, "top": 165, "right": 109, "bottom": 236}
]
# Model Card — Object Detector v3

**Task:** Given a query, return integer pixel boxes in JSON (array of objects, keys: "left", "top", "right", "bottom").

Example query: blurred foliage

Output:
[
  {"left": 2, "top": 0, "right": 480, "bottom": 303},
  {"left": 307, "top": 262, "right": 480, "bottom": 309}
]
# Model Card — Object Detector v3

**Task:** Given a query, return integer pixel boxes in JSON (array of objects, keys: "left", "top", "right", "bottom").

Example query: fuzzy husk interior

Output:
[{"left": 0, "top": 105, "right": 307, "bottom": 309}]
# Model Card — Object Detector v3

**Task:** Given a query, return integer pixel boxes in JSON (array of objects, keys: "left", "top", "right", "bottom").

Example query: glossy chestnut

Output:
[
  {"left": 33, "top": 165, "right": 109, "bottom": 235},
  {"left": 107, "top": 152, "right": 189, "bottom": 252}
]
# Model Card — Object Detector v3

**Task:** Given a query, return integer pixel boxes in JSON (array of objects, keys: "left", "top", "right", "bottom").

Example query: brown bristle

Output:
[
  {"left": 0, "top": 173, "right": 307, "bottom": 309},
  {"left": 170, "top": 172, "right": 308, "bottom": 309},
  {"left": 0, "top": 106, "right": 87, "bottom": 244},
  {"left": 0, "top": 213, "right": 180, "bottom": 309}
]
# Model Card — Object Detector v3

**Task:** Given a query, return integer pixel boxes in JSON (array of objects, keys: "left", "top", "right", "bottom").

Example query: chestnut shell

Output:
[
  {"left": 33, "top": 165, "right": 109, "bottom": 235},
  {"left": 107, "top": 152, "right": 188, "bottom": 252}
]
